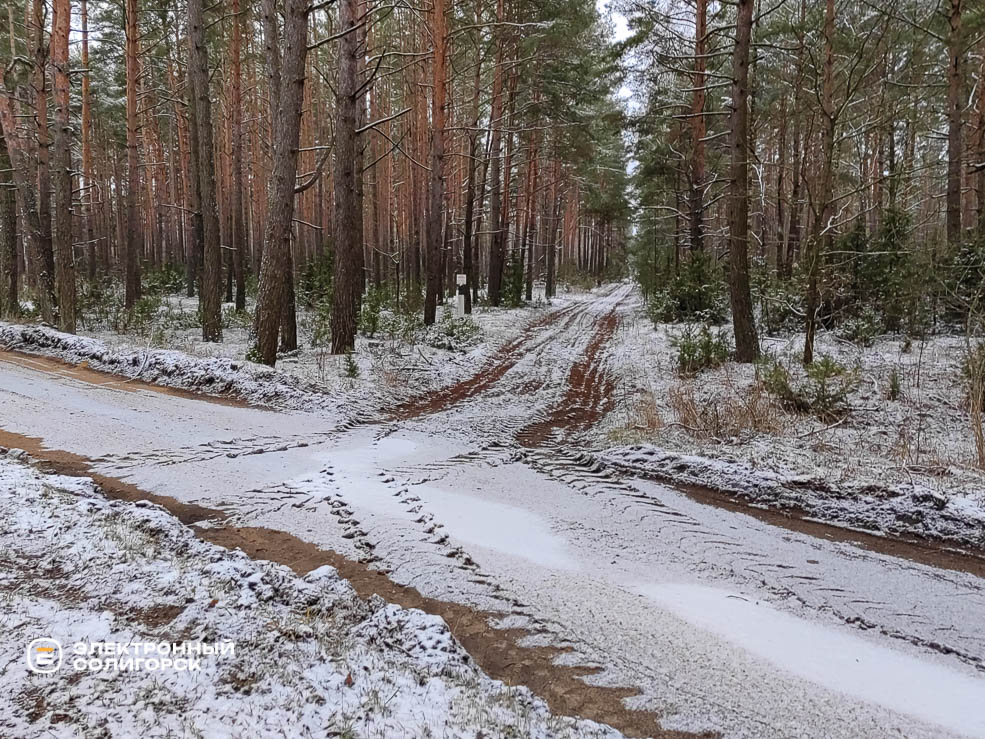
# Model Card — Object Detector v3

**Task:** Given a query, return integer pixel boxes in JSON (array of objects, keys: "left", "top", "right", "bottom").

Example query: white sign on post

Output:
[
  {"left": 454, "top": 274, "right": 467, "bottom": 316},
  {"left": 454, "top": 275, "right": 466, "bottom": 316}
]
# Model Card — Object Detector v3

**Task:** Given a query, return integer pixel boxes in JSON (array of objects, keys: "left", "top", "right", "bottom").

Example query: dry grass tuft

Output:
[
  {"left": 668, "top": 371, "right": 786, "bottom": 441},
  {"left": 631, "top": 391, "right": 664, "bottom": 432}
]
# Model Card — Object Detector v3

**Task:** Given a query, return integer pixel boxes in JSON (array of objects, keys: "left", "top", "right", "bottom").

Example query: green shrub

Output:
[
  {"left": 378, "top": 309, "right": 423, "bottom": 344},
  {"left": 358, "top": 285, "right": 389, "bottom": 337},
  {"left": 142, "top": 264, "right": 185, "bottom": 296},
  {"left": 309, "top": 297, "right": 333, "bottom": 348},
  {"left": 502, "top": 251, "right": 525, "bottom": 307},
  {"left": 556, "top": 264, "right": 595, "bottom": 291},
  {"left": 297, "top": 249, "right": 334, "bottom": 309},
  {"left": 343, "top": 352, "right": 359, "bottom": 378},
  {"left": 673, "top": 324, "right": 731, "bottom": 375},
  {"left": 646, "top": 251, "right": 727, "bottom": 324},
  {"left": 157, "top": 298, "right": 201, "bottom": 331},
  {"left": 838, "top": 306, "right": 882, "bottom": 347},
  {"left": 399, "top": 282, "right": 425, "bottom": 315},
  {"left": 755, "top": 268, "right": 805, "bottom": 336},
  {"left": 245, "top": 343, "right": 264, "bottom": 364},
  {"left": 761, "top": 355, "right": 859, "bottom": 420},
  {"left": 127, "top": 293, "right": 163, "bottom": 335},
  {"left": 888, "top": 366, "right": 903, "bottom": 401},
  {"left": 423, "top": 308, "right": 482, "bottom": 352},
  {"left": 222, "top": 304, "right": 253, "bottom": 330},
  {"left": 245, "top": 271, "right": 259, "bottom": 300}
]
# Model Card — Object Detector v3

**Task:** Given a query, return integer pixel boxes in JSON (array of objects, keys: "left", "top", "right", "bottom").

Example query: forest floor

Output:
[
  {"left": 600, "top": 290, "right": 985, "bottom": 548},
  {"left": 2, "top": 282, "right": 985, "bottom": 738},
  {"left": 72, "top": 284, "right": 583, "bottom": 412}
]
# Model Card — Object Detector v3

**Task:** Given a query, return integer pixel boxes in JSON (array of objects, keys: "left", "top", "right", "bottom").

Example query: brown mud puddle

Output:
[{"left": 0, "top": 427, "right": 701, "bottom": 739}]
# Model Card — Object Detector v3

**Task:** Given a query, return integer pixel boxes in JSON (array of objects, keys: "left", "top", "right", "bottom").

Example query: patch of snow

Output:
[
  {"left": 637, "top": 583, "right": 985, "bottom": 739},
  {"left": 0, "top": 451, "right": 623, "bottom": 739}
]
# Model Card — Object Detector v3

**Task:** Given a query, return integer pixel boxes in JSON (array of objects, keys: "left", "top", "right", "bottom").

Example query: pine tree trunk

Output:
[
  {"left": 545, "top": 160, "right": 560, "bottom": 299},
  {"left": 188, "top": 0, "right": 222, "bottom": 341},
  {"left": 51, "top": 0, "right": 75, "bottom": 333},
  {"left": 486, "top": 0, "right": 506, "bottom": 306},
  {"left": 728, "top": 0, "right": 759, "bottom": 362},
  {"left": 689, "top": 0, "right": 706, "bottom": 252},
  {"left": 945, "top": 0, "right": 963, "bottom": 247},
  {"left": 804, "top": 0, "right": 836, "bottom": 366},
  {"left": 81, "top": 0, "right": 95, "bottom": 280},
  {"left": 125, "top": 0, "right": 142, "bottom": 309},
  {"left": 977, "top": 42, "right": 985, "bottom": 236},
  {"left": 253, "top": 0, "right": 308, "bottom": 364},
  {"left": 231, "top": 0, "right": 246, "bottom": 311},
  {"left": 460, "top": 0, "right": 483, "bottom": 314},
  {"left": 775, "top": 97, "right": 787, "bottom": 276},
  {"left": 0, "top": 134, "right": 15, "bottom": 318},
  {"left": 423, "top": 0, "right": 446, "bottom": 325},
  {"left": 30, "top": 0, "right": 55, "bottom": 323},
  {"left": 331, "top": 0, "right": 361, "bottom": 353},
  {"left": 784, "top": 0, "right": 806, "bottom": 279}
]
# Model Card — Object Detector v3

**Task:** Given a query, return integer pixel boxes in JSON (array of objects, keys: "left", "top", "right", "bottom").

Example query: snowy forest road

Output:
[{"left": 2, "top": 287, "right": 985, "bottom": 738}]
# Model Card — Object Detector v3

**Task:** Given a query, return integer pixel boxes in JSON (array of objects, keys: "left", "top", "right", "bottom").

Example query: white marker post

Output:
[{"left": 455, "top": 274, "right": 467, "bottom": 316}]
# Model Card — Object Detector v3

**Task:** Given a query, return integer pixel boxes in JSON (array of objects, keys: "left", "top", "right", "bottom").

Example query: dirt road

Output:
[{"left": 2, "top": 286, "right": 984, "bottom": 738}]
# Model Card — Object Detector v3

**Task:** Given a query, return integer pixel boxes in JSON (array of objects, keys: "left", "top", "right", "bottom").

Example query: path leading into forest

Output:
[{"left": 2, "top": 285, "right": 985, "bottom": 738}]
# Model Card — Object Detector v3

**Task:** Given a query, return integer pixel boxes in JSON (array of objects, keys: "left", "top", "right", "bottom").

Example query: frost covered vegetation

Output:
[
  {"left": 20, "top": 265, "right": 565, "bottom": 405},
  {"left": 607, "top": 232, "right": 985, "bottom": 545},
  {"left": 0, "top": 452, "right": 624, "bottom": 739}
]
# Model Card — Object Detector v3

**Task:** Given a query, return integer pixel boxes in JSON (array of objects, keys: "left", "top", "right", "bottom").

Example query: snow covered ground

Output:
[
  {"left": 601, "top": 291, "right": 985, "bottom": 548},
  {"left": 0, "top": 451, "right": 624, "bottom": 739},
  {"left": 4, "top": 284, "right": 985, "bottom": 738},
  {"left": 37, "top": 285, "right": 587, "bottom": 412},
  {"left": 7, "top": 282, "right": 982, "bottom": 548}
]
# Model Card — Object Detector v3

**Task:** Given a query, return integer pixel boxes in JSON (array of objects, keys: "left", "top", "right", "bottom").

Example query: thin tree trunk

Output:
[
  {"left": 945, "top": 0, "right": 963, "bottom": 247},
  {"left": 30, "top": 0, "right": 55, "bottom": 322},
  {"left": 125, "top": 0, "right": 142, "bottom": 308},
  {"left": 804, "top": 0, "right": 836, "bottom": 365},
  {"left": 689, "top": 0, "right": 707, "bottom": 252},
  {"left": 424, "top": 0, "right": 446, "bottom": 325},
  {"left": 486, "top": 0, "right": 506, "bottom": 305},
  {"left": 784, "top": 0, "right": 806, "bottom": 278},
  {"left": 231, "top": 0, "right": 246, "bottom": 311},
  {"left": 81, "top": 0, "right": 95, "bottom": 280},
  {"left": 977, "top": 41, "right": 985, "bottom": 236},
  {"left": 0, "top": 134, "right": 15, "bottom": 318},
  {"left": 775, "top": 96, "right": 787, "bottom": 276}
]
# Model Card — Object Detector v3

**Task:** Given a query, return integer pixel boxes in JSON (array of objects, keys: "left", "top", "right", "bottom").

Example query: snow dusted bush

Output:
[
  {"left": 838, "top": 306, "right": 883, "bottom": 348},
  {"left": 760, "top": 355, "right": 860, "bottom": 421},
  {"left": 672, "top": 323, "right": 731, "bottom": 375},
  {"left": 423, "top": 309, "right": 483, "bottom": 352}
]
